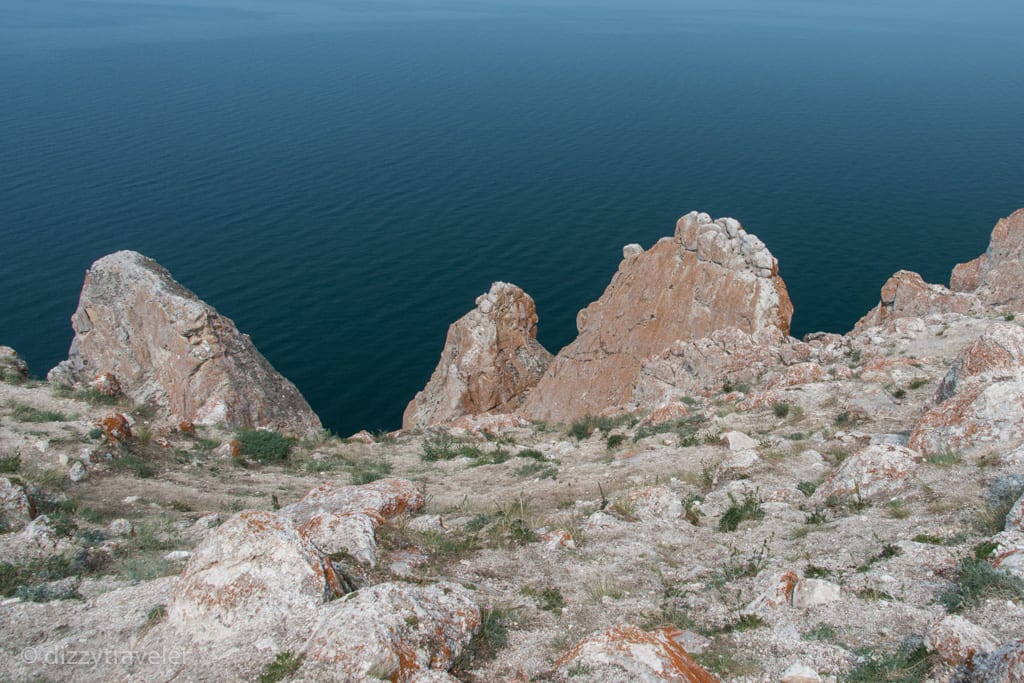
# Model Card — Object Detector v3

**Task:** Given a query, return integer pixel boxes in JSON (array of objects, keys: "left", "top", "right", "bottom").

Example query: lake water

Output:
[{"left": 2, "top": 0, "right": 1023, "bottom": 434}]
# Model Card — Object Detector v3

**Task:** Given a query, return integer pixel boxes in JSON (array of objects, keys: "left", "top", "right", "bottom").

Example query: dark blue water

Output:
[{"left": 2, "top": 1, "right": 1023, "bottom": 434}]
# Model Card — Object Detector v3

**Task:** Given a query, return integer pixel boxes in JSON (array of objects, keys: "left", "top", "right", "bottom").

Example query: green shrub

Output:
[
  {"left": 235, "top": 429, "right": 294, "bottom": 463},
  {"left": 845, "top": 642, "right": 932, "bottom": 682},
  {"left": 797, "top": 481, "right": 817, "bottom": 497},
  {"left": 517, "top": 448, "right": 545, "bottom": 460},
  {"left": 606, "top": 434, "right": 626, "bottom": 449},
  {"left": 0, "top": 455, "right": 20, "bottom": 474},
  {"left": 349, "top": 458, "right": 392, "bottom": 485},
  {"left": 259, "top": 652, "right": 304, "bottom": 683},
  {"left": 9, "top": 402, "right": 69, "bottom": 423},
  {"left": 718, "top": 490, "right": 764, "bottom": 532},
  {"left": 772, "top": 402, "right": 790, "bottom": 418},
  {"left": 939, "top": 557, "right": 1024, "bottom": 613},
  {"left": 421, "top": 433, "right": 458, "bottom": 461}
]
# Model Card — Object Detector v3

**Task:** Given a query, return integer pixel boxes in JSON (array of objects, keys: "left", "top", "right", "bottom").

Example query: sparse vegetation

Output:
[
  {"left": 235, "top": 429, "right": 294, "bottom": 463},
  {"left": 797, "top": 480, "right": 817, "bottom": 497},
  {"left": 718, "top": 489, "right": 764, "bottom": 532},
  {"left": 926, "top": 449, "right": 962, "bottom": 466},
  {"left": 845, "top": 642, "right": 932, "bottom": 682},
  {"left": 111, "top": 454, "right": 155, "bottom": 478},
  {"left": 258, "top": 652, "right": 304, "bottom": 683},
  {"left": 8, "top": 401, "right": 69, "bottom": 423},
  {"left": 772, "top": 402, "right": 790, "bottom": 418},
  {"left": 939, "top": 556, "right": 1024, "bottom": 613},
  {"left": 0, "top": 454, "right": 20, "bottom": 473},
  {"left": 348, "top": 457, "right": 392, "bottom": 484}
]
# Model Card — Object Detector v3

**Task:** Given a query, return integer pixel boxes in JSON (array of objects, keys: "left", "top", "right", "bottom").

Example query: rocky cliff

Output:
[
  {"left": 403, "top": 282, "right": 552, "bottom": 430},
  {"left": 521, "top": 211, "right": 793, "bottom": 421},
  {"left": 48, "top": 250, "right": 321, "bottom": 437}
]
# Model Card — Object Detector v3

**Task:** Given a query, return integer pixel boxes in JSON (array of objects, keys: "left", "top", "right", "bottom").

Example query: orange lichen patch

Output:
[
  {"left": 97, "top": 412, "right": 131, "bottom": 443},
  {"left": 229, "top": 439, "right": 241, "bottom": 458},
  {"left": 554, "top": 624, "right": 720, "bottom": 682},
  {"left": 89, "top": 372, "right": 122, "bottom": 397},
  {"left": 178, "top": 420, "right": 196, "bottom": 435},
  {"left": 765, "top": 362, "right": 826, "bottom": 390},
  {"left": 639, "top": 401, "right": 690, "bottom": 427}
]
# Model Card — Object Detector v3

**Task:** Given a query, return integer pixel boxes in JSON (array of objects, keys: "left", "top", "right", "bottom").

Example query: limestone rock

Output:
[
  {"left": 812, "top": 444, "right": 922, "bottom": 503},
  {"left": 1006, "top": 491, "right": 1024, "bottom": 532},
  {"left": 0, "top": 346, "right": 29, "bottom": 384},
  {"left": 791, "top": 579, "right": 841, "bottom": 609},
  {"left": 0, "top": 477, "right": 33, "bottom": 530},
  {"left": 403, "top": 282, "right": 552, "bottom": 429},
  {"left": 48, "top": 250, "right": 321, "bottom": 437},
  {"left": 908, "top": 324, "right": 1024, "bottom": 457},
  {"left": 780, "top": 662, "right": 822, "bottom": 683},
  {"left": 854, "top": 270, "right": 981, "bottom": 331},
  {"left": 632, "top": 327, "right": 808, "bottom": 411},
  {"left": 618, "top": 486, "right": 682, "bottom": 521},
  {"left": 974, "top": 638, "right": 1024, "bottom": 682},
  {"left": 950, "top": 208, "right": 1024, "bottom": 307},
  {"left": 168, "top": 510, "right": 336, "bottom": 644},
  {"left": 721, "top": 431, "right": 758, "bottom": 452},
  {"left": 553, "top": 624, "right": 720, "bottom": 682},
  {"left": 302, "top": 581, "right": 480, "bottom": 680},
  {"left": 638, "top": 401, "right": 691, "bottom": 427},
  {"left": 923, "top": 614, "right": 999, "bottom": 666},
  {"left": 522, "top": 212, "right": 793, "bottom": 422},
  {"left": 281, "top": 478, "right": 425, "bottom": 567},
  {"left": 68, "top": 460, "right": 87, "bottom": 482}
]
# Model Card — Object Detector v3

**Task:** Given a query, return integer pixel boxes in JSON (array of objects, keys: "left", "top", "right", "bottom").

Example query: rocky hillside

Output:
[{"left": 2, "top": 209, "right": 1024, "bottom": 682}]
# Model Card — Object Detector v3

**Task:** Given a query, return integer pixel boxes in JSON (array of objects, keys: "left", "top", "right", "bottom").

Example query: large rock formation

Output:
[
  {"left": 521, "top": 212, "right": 793, "bottom": 422},
  {"left": 48, "top": 251, "right": 321, "bottom": 437},
  {"left": 403, "top": 282, "right": 552, "bottom": 430},
  {"left": 0, "top": 346, "right": 29, "bottom": 384},
  {"left": 857, "top": 209, "right": 1024, "bottom": 331},
  {"left": 950, "top": 208, "right": 1024, "bottom": 307},
  {"left": 908, "top": 323, "right": 1024, "bottom": 457}
]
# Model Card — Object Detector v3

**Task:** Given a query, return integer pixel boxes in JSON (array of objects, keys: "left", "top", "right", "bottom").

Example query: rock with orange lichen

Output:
[
  {"left": 47, "top": 250, "right": 321, "bottom": 437},
  {"left": 521, "top": 212, "right": 793, "bottom": 422},
  {"left": 811, "top": 443, "right": 922, "bottom": 503},
  {"left": 638, "top": 401, "right": 690, "bottom": 427},
  {"left": 281, "top": 478, "right": 424, "bottom": 566},
  {"left": 908, "top": 324, "right": 1024, "bottom": 457},
  {"left": 923, "top": 614, "right": 998, "bottom": 667},
  {"left": 631, "top": 327, "right": 810, "bottom": 412},
  {"left": 168, "top": 510, "right": 337, "bottom": 644},
  {"left": 403, "top": 282, "right": 552, "bottom": 430},
  {"left": 96, "top": 412, "right": 132, "bottom": 443},
  {"left": 88, "top": 371, "right": 122, "bottom": 397},
  {"left": 950, "top": 208, "right": 1024, "bottom": 308},
  {"left": 300, "top": 581, "right": 480, "bottom": 681},
  {"left": 975, "top": 638, "right": 1024, "bottom": 682},
  {"left": 552, "top": 624, "right": 720, "bottom": 682},
  {"left": 854, "top": 270, "right": 982, "bottom": 331}
]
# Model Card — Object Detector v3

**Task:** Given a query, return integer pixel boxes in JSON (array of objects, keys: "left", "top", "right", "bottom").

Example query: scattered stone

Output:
[
  {"left": 0, "top": 346, "right": 29, "bottom": 383},
  {"left": 302, "top": 581, "right": 480, "bottom": 680},
  {"left": 791, "top": 579, "right": 841, "bottom": 609},
  {"left": 347, "top": 429, "right": 376, "bottom": 444},
  {"left": 552, "top": 623, "right": 720, "bottom": 682},
  {"left": 88, "top": 372, "right": 122, "bottom": 397},
  {"left": 164, "top": 550, "right": 192, "bottom": 562},
  {"left": 619, "top": 486, "right": 682, "bottom": 521},
  {"left": 812, "top": 443, "right": 922, "bottom": 503},
  {"left": 48, "top": 250, "right": 322, "bottom": 437},
  {"left": 0, "top": 477, "right": 33, "bottom": 529},
  {"left": 974, "top": 638, "right": 1024, "bottom": 682},
  {"left": 923, "top": 614, "right": 999, "bottom": 666},
  {"left": 780, "top": 662, "right": 822, "bottom": 683},
  {"left": 403, "top": 282, "right": 552, "bottom": 429},
  {"left": 108, "top": 518, "right": 135, "bottom": 537},
  {"left": 68, "top": 460, "right": 87, "bottom": 482},
  {"left": 721, "top": 431, "right": 758, "bottom": 451},
  {"left": 96, "top": 412, "right": 132, "bottom": 444}
]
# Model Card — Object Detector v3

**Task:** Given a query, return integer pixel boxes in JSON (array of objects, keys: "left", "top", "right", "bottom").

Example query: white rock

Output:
[
  {"left": 924, "top": 614, "right": 999, "bottom": 666},
  {"left": 792, "top": 579, "right": 841, "bottom": 609},
  {"left": 781, "top": 662, "right": 822, "bottom": 683},
  {"left": 68, "top": 460, "right": 87, "bottom": 482},
  {"left": 108, "top": 518, "right": 134, "bottom": 537},
  {"left": 164, "top": 550, "right": 193, "bottom": 562},
  {"left": 721, "top": 430, "right": 759, "bottom": 451}
]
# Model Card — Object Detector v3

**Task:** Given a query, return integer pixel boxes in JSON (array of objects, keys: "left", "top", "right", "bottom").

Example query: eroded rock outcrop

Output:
[
  {"left": 854, "top": 270, "right": 982, "bottom": 331},
  {"left": 0, "top": 346, "right": 29, "bottom": 384},
  {"left": 857, "top": 209, "right": 1024, "bottom": 331},
  {"left": 522, "top": 212, "right": 793, "bottom": 422},
  {"left": 908, "top": 323, "right": 1024, "bottom": 457},
  {"left": 951, "top": 208, "right": 1024, "bottom": 307},
  {"left": 403, "top": 282, "right": 552, "bottom": 430},
  {"left": 48, "top": 251, "right": 321, "bottom": 437},
  {"left": 552, "top": 624, "right": 720, "bottom": 682},
  {"left": 811, "top": 443, "right": 923, "bottom": 503}
]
